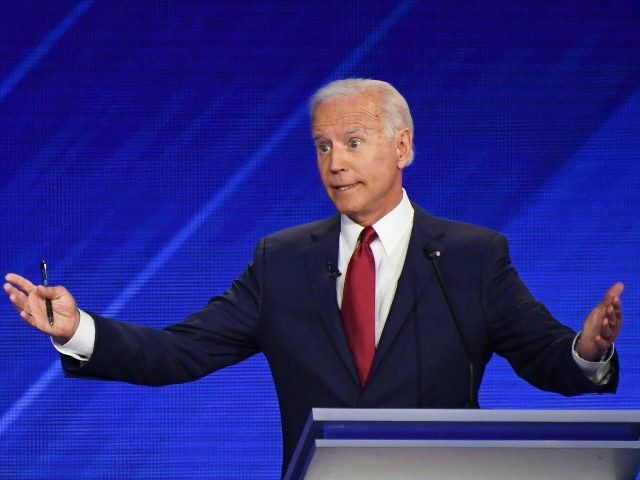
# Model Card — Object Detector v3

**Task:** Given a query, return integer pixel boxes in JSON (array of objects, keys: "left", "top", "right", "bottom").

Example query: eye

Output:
[
  {"left": 349, "top": 139, "right": 361, "bottom": 149},
  {"left": 318, "top": 143, "right": 331, "bottom": 153}
]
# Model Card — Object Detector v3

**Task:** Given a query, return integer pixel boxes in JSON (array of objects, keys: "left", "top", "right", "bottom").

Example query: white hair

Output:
[{"left": 310, "top": 78, "right": 415, "bottom": 164}]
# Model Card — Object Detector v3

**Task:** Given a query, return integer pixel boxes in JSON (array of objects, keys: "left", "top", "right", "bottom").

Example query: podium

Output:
[{"left": 284, "top": 409, "right": 640, "bottom": 480}]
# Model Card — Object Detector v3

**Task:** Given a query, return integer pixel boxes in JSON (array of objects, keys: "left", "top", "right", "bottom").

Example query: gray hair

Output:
[{"left": 310, "top": 78, "right": 415, "bottom": 164}]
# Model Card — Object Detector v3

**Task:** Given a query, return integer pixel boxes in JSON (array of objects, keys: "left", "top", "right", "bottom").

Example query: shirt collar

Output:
[{"left": 340, "top": 189, "right": 414, "bottom": 255}]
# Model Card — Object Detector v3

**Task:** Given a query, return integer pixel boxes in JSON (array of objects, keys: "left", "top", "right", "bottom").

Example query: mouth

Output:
[{"left": 332, "top": 182, "right": 359, "bottom": 192}]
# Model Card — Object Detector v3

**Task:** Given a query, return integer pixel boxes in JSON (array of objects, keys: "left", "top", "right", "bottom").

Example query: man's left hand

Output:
[{"left": 577, "top": 282, "right": 624, "bottom": 362}]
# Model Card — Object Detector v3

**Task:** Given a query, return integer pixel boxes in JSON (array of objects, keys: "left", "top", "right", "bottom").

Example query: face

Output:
[{"left": 312, "top": 91, "right": 412, "bottom": 226}]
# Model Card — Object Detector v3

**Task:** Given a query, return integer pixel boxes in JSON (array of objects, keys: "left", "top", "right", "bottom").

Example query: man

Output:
[{"left": 4, "top": 79, "right": 624, "bottom": 474}]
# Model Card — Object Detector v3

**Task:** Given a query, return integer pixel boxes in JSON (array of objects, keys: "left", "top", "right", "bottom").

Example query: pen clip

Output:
[{"left": 40, "top": 260, "right": 48, "bottom": 287}]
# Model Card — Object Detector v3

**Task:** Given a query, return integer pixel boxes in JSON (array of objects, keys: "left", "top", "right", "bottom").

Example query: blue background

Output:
[{"left": 1, "top": 1, "right": 638, "bottom": 478}]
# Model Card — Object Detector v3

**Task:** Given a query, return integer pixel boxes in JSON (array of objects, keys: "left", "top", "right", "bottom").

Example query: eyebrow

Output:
[{"left": 312, "top": 126, "right": 367, "bottom": 141}]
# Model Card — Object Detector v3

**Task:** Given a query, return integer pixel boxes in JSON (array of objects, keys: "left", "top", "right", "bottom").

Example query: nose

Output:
[{"left": 328, "top": 146, "right": 348, "bottom": 173}]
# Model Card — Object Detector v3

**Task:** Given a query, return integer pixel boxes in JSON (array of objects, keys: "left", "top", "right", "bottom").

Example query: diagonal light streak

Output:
[
  {"left": 0, "top": 0, "right": 94, "bottom": 102},
  {"left": 0, "top": 0, "right": 418, "bottom": 437}
]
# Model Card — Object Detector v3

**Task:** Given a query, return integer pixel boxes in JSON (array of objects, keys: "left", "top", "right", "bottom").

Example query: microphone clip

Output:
[
  {"left": 423, "top": 244, "right": 441, "bottom": 259},
  {"left": 326, "top": 261, "right": 341, "bottom": 278}
]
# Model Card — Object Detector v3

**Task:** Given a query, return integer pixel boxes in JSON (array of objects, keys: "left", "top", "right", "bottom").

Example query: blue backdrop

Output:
[{"left": 1, "top": 1, "right": 639, "bottom": 478}]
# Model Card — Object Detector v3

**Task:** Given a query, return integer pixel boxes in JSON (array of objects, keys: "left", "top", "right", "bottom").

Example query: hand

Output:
[
  {"left": 4, "top": 273, "right": 80, "bottom": 344},
  {"left": 577, "top": 282, "right": 623, "bottom": 362}
]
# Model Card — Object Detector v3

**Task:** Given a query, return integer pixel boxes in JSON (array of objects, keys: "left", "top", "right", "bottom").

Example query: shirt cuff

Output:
[
  {"left": 51, "top": 309, "right": 96, "bottom": 361},
  {"left": 571, "top": 332, "right": 614, "bottom": 385}
]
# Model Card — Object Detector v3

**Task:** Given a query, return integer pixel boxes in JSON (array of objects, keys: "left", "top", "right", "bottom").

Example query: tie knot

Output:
[{"left": 359, "top": 226, "right": 378, "bottom": 246}]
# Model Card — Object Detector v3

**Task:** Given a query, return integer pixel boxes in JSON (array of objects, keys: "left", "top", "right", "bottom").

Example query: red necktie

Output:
[{"left": 342, "top": 226, "right": 378, "bottom": 386}]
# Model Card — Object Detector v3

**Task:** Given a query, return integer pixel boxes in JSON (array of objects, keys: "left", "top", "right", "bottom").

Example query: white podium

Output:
[{"left": 284, "top": 409, "right": 640, "bottom": 480}]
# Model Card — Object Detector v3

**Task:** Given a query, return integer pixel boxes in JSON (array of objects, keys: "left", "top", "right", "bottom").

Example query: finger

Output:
[
  {"left": 605, "top": 316, "right": 622, "bottom": 342},
  {"left": 598, "top": 318, "right": 621, "bottom": 346},
  {"left": 4, "top": 282, "right": 29, "bottom": 313},
  {"left": 604, "top": 301, "right": 622, "bottom": 329},
  {"left": 5, "top": 286, "right": 42, "bottom": 327},
  {"left": 599, "top": 324, "right": 614, "bottom": 341},
  {"left": 608, "top": 295, "right": 621, "bottom": 313},
  {"left": 603, "top": 282, "right": 624, "bottom": 305},
  {"left": 5, "top": 273, "right": 36, "bottom": 295}
]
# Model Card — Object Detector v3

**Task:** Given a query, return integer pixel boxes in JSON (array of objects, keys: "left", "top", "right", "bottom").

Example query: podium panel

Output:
[
  {"left": 285, "top": 409, "right": 640, "bottom": 480},
  {"left": 306, "top": 440, "right": 639, "bottom": 479}
]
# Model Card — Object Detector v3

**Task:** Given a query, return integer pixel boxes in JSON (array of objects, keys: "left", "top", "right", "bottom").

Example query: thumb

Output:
[
  {"left": 36, "top": 284, "right": 57, "bottom": 299},
  {"left": 34, "top": 284, "right": 79, "bottom": 338},
  {"left": 36, "top": 284, "right": 71, "bottom": 300},
  {"left": 35, "top": 284, "right": 77, "bottom": 311}
]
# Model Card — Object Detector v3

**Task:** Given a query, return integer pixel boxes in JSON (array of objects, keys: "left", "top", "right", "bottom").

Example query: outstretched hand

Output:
[
  {"left": 4, "top": 273, "right": 80, "bottom": 345},
  {"left": 577, "top": 282, "right": 624, "bottom": 362}
]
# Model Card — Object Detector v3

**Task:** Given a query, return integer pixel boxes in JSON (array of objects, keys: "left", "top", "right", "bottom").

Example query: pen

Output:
[{"left": 40, "top": 260, "right": 54, "bottom": 327}]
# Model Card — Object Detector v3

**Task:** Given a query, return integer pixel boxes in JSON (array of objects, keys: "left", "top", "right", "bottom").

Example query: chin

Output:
[{"left": 333, "top": 200, "right": 360, "bottom": 217}]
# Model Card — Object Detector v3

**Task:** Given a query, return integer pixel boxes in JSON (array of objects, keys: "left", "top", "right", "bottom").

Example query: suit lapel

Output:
[
  {"left": 300, "top": 207, "right": 449, "bottom": 387},
  {"left": 370, "top": 207, "right": 447, "bottom": 378},
  {"left": 302, "top": 216, "right": 361, "bottom": 385}
]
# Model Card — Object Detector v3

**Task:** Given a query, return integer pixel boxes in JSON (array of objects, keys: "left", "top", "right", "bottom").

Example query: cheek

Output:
[
  {"left": 369, "top": 150, "right": 399, "bottom": 177},
  {"left": 317, "top": 158, "right": 328, "bottom": 172},
  {"left": 317, "top": 162, "right": 333, "bottom": 188},
  {"left": 316, "top": 156, "right": 326, "bottom": 174}
]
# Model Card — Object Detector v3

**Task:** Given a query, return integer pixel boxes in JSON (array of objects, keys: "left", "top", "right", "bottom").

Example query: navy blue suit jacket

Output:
[{"left": 62, "top": 205, "right": 617, "bottom": 470}]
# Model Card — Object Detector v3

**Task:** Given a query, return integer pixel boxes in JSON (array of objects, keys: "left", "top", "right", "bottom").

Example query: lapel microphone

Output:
[
  {"left": 423, "top": 244, "right": 479, "bottom": 409},
  {"left": 326, "top": 261, "right": 342, "bottom": 278}
]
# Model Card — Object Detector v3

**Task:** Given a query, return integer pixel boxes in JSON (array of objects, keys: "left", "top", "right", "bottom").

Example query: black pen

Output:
[{"left": 40, "top": 260, "right": 54, "bottom": 326}]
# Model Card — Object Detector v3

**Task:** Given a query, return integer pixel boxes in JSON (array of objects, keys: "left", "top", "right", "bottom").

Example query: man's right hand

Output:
[{"left": 4, "top": 273, "right": 80, "bottom": 345}]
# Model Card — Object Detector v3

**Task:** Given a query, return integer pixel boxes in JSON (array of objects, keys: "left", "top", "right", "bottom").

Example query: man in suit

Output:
[{"left": 4, "top": 79, "right": 624, "bottom": 473}]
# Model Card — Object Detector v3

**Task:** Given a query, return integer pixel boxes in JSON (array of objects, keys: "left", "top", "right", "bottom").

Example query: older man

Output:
[{"left": 4, "top": 78, "right": 623, "bottom": 473}]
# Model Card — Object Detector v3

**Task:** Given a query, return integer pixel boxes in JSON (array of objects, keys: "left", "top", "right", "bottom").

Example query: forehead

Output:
[{"left": 311, "top": 92, "right": 385, "bottom": 134}]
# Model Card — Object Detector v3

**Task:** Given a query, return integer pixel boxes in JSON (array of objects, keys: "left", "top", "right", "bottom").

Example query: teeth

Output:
[{"left": 336, "top": 183, "right": 357, "bottom": 191}]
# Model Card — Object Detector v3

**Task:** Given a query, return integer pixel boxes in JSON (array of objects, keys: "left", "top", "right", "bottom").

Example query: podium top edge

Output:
[{"left": 311, "top": 408, "right": 640, "bottom": 424}]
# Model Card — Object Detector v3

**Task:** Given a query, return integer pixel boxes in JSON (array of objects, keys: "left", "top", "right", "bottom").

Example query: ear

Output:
[{"left": 395, "top": 128, "right": 412, "bottom": 168}]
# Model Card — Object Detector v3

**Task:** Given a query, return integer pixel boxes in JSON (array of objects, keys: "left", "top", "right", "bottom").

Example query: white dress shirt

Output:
[{"left": 336, "top": 189, "right": 414, "bottom": 346}]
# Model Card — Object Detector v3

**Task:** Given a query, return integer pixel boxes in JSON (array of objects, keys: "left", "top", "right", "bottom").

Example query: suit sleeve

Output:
[
  {"left": 62, "top": 239, "right": 266, "bottom": 386},
  {"left": 481, "top": 234, "right": 618, "bottom": 395}
]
